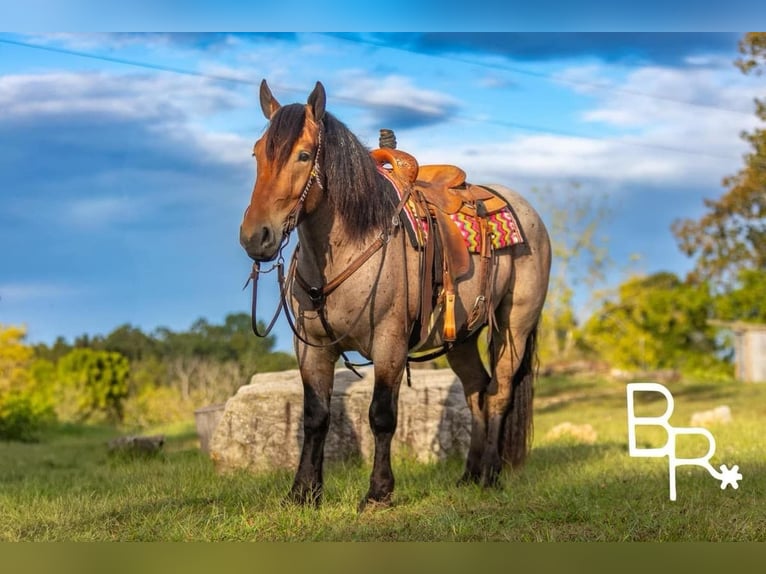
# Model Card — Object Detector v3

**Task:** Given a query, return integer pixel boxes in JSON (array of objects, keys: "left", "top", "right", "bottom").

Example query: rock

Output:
[
  {"left": 209, "top": 368, "right": 471, "bottom": 474},
  {"left": 108, "top": 434, "right": 165, "bottom": 455},
  {"left": 545, "top": 422, "right": 597, "bottom": 445},
  {"left": 690, "top": 405, "right": 732, "bottom": 427},
  {"left": 194, "top": 403, "right": 226, "bottom": 454}
]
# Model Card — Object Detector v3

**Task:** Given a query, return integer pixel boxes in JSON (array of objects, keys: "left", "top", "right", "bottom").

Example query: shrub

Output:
[
  {"left": 0, "top": 391, "right": 53, "bottom": 441},
  {"left": 0, "top": 325, "right": 55, "bottom": 441}
]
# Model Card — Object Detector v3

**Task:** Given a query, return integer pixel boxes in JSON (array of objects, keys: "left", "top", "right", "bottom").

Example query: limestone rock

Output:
[
  {"left": 545, "top": 422, "right": 597, "bottom": 445},
  {"left": 194, "top": 403, "right": 226, "bottom": 454},
  {"left": 690, "top": 405, "right": 732, "bottom": 427},
  {"left": 209, "top": 368, "right": 471, "bottom": 474},
  {"left": 108, "top": 434, "right": 165, "bottom": 455}
]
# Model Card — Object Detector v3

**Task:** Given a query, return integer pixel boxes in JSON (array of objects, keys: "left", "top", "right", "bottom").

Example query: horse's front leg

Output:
[
  {"left": 287, "top": 344, "right": 337, "bottom": 507},
  {"left": 360, "top": 342, "right": 407, "bottom": 511}
]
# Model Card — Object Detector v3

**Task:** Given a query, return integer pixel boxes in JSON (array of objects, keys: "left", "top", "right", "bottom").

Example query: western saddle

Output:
[{"left": 371, "top": 146, "right": 510, "bottom": 347}]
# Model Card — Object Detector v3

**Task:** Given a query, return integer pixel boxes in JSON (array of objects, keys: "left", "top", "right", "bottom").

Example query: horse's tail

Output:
[{"left": 501, "top": 320, "right": 538, "bottom": 468}]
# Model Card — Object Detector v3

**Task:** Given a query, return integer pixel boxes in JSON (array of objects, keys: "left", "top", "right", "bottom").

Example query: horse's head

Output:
[{"left": 239, "top": 79, "right": 326, "bottom": 261}]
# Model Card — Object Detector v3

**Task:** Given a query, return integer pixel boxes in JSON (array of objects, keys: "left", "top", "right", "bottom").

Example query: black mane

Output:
[{"left": 265, "top": 104, "right": 396, "bottom": 242}]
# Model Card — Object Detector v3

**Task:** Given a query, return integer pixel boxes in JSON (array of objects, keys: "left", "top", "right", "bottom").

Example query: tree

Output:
[
  {"left": 154, "top": 313, "right": 295, "bottom": 373},
  {"left": 101, "top": 324, "right": 159, "bottom": 362},
  {"left": 580, "top": 272, "right": 731, "bottom": 379},
  {"left": 531, "top": 183, "right": 611, "bottom": 359},
  {"left": 672, "top": 33, "right": 766, "bottom": 287},
  {"left": 57, "top": 348, "right": 130, "bottom": 423},
  {"left": 713, "top": 268, "right": 766, "bottom": 323},
  {"left": 0, "top": 324, "right": 55, "bottom": 440}
]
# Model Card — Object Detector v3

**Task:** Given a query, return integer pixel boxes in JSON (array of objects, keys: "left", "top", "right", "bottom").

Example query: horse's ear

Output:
[
  {"left": 259, "top": 79, "right": 281, "bottom": 119},
  {"left": 307, "top": 81, "right": 326, "bottom": 123}
]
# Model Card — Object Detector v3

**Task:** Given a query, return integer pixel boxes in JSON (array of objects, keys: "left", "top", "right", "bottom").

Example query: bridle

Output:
[
  {"left": 282, "top": 127, "right": 323, "bottom": 237},
  {"left": 243, "top": 125, "right": 324, "bottom": 339},
  {"left": 244, "top": 124, "right": 410, "bottom": 375}
]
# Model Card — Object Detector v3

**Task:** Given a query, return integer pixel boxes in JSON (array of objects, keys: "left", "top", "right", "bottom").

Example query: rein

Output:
[
  {"left": 245, "top": 225, "right": 395, "bottom": 377},
  {"left": 244, "top": 125, "right": 323, "bottom": 339},
  {"left": 246, "top": 132, "right": 413, "bottom": 376}
]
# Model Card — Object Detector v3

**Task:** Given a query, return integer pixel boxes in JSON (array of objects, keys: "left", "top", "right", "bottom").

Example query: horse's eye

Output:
[{"left": 297, "top": 151, "right": 312, "bottom": 162}]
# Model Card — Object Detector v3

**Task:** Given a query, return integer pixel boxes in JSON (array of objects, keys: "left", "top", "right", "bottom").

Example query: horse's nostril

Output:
[{"left": 260, "top": 226, "right": 272, "bottom": 246}]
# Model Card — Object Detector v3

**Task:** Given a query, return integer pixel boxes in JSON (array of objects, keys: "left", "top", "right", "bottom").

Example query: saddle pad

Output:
[
  {"left": 449, "top": 209, "right": 524, "bottom": 252},
  {"left": 378, "top": 166, "right": 524, "bottom": 253}
]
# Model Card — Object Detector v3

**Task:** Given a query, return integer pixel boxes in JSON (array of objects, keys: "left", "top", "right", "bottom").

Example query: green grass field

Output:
[{"left": 1, "top": 376, "right": 764, "bottom": 541}]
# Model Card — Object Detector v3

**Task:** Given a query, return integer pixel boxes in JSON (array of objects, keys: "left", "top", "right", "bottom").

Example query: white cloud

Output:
[
  {"left": 65, "top": 196, "right": 141, "bottom": 228},
  {"left": 0, "top": 282, "right": 81, "bottom": 303},
  {"left": 0, "top": 71, "right": 246, "bottom": 120},
  {"left": 335, "top": 71, "right": 460, "bottom": 128},
  {"left": 412, "top": 61, "right": 759, "bottom": 195}
]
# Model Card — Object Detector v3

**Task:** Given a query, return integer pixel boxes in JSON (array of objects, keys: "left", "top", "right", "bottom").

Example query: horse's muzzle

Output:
[{"left": 239, "top": 224, "right": 281, "bottom": 262}]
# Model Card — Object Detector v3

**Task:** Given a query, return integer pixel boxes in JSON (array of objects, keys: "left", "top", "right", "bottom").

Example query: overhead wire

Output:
[
  {"left": 323, "top": 33, "right": 755, "bottom": 118},
  {"left": 0, "top": 34, "right": 761, "bottom": 167}
]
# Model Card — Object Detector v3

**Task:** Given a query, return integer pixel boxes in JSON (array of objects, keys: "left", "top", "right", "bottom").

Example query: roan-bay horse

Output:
[{"left": 239, "top": 80, "right": 551, "bottom": 510}]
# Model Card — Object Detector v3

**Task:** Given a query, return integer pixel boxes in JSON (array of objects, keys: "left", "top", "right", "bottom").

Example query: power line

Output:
[
  {"left": 0, "top": 37, "right": 262, "bottom": 86},
  {"left": 323, "top": 33, "right": 755, "bottom": 119},
  {"left": 0, "top": 35, "right": 755, "bottom": 165}
]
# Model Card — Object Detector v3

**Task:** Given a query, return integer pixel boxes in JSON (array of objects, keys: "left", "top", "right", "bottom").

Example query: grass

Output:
[{"left": 1, "top": 376, "right": 765, "bottom": 541}]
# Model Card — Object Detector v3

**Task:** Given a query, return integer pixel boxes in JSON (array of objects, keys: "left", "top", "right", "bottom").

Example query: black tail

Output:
[{"left": 501, "top": 321, "right": 538, "bottom": 468}]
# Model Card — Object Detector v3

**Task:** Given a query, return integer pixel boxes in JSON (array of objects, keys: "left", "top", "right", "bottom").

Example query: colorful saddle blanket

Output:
[
  {"left": 449, "top": 208, "right": 523, "bottom": 252},
  {"left": 379, "top": 167, "right": 524, "bottom": 253}
]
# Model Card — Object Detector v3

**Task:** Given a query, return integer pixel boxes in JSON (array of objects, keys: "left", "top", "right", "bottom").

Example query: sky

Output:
[{"left": 0, "top": 32, "right": 762, "bottom": 351}]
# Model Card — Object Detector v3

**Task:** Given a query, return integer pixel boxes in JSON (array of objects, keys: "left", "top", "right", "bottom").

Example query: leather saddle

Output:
[{"left": 372, "top": 147, "right": 507, "bottom": 342}]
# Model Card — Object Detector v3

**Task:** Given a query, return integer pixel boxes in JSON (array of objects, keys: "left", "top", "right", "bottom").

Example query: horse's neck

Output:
[{"left": 295, "top": 202, "right": 368, "bottom": 284}]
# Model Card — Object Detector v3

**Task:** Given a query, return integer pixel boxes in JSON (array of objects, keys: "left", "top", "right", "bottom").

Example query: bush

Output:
[
  {"left": 0, "top": 391, "right": 54, "bottom": 441},
  {"left": 122, "top": 385, "right": 196, "bottom": 429},
  {"left": 0, "top": 325, "right": 56, "bottom": 441},
  {"left": 56, "top": 348, "right": 130, "bottom": 424}
]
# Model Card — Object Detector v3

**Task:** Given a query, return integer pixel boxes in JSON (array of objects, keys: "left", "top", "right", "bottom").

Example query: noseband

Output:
[
  {"left": 243, "top": 124, "right": 323, "bottom": 338},
  {"left": 245, "top": 126, "right": 411, "bottom": 376}
]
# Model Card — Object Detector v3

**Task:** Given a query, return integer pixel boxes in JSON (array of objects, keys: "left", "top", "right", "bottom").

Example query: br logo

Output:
[{"left": 626, "top": 382, "right": 742, "bottom": 501}]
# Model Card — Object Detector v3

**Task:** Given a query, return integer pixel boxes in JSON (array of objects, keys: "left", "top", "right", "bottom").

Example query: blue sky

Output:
[{"left": 0, "top": 32, "right": 762, "bottom": 351}]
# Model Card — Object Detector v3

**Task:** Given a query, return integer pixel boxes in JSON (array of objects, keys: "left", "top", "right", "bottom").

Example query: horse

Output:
[{"left": 239, "top": 80, "right": 551, "bottom": 510}]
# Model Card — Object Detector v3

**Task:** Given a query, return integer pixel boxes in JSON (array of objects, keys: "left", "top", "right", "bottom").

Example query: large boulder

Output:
[{"left": 209, "top": 368, "right": 471, "bottom": 474}]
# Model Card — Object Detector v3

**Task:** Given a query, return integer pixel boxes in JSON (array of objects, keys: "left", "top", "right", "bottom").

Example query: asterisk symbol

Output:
[{"left": 718, "top": 464, "right": 742, "bottom": 490}]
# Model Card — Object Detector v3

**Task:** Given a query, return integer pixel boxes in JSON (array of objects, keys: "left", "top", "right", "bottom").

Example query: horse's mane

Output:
[{"left": 265, "top": 104, "right": 396, "bottom": 241}]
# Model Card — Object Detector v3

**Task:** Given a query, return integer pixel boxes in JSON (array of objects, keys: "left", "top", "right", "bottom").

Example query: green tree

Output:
[
  {"left": 532, "top": 183, "right": 611, "bottom": 360},
  {"left": 713, "top": 268, "right": 766, "bottom": 323},
  {"left": 33, "top": 335, "right": 73, "bottom": 363},
  {"left": 154, "top": 313, "right": 295, "bottom": 373},
  {"left": 57, "top": 348, "right": 130, "bottom": 423},
  {"left": 580, "top": 272, "right": 731, "bottom": 379},
  {"left": 0, "top": 324, "right": 55, "bottom": 440},
  {"left": 672, "top": 32, "right": 766, "bottom": 286},
  {"left": 101, "top": 324, "right": 159, "bottom": 362}
]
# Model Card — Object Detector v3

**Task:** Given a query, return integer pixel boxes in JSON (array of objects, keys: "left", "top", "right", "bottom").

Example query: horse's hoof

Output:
[
  {"left": 284, "top": 485, "right": 322, "bottom": 508},
  {"left": 456, "top": 471, "right": 481, "bottom": 487},
  {"left": 357, "top": 493, "right": 392, "bottom": 513},
  {"left": 480, "top": 470, "right": 502, "bottom": 489}
]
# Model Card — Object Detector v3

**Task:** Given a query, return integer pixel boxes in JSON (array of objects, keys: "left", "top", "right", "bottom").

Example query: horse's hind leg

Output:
[
  {"left": 288, "top": 345, "right": 337, "bottom": 507},
  {"left": 480, "top": 292, "right": 537, "bottom": 487},
  {"left": 446, "top": 330, "right": 491, "bottom": 485}
]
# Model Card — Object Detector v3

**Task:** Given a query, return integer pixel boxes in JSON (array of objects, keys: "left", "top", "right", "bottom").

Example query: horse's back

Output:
[{"left": 483, "top": 184, "right": 551, "bottom": 254}]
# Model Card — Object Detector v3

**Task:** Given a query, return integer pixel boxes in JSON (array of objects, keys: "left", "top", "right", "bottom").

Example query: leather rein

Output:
[{"left": 244, "top": 126, "right": 412, "bottom": 374}]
